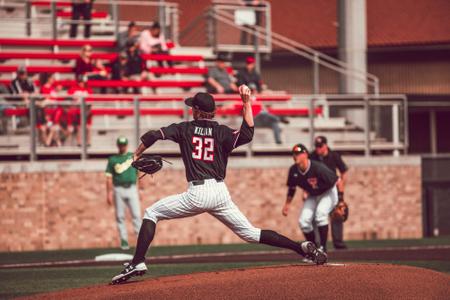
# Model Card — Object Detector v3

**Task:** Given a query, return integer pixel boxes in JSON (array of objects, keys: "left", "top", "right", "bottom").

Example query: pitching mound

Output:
[{"left": 23, "top": 264, "right": 450, "bottom": 300}]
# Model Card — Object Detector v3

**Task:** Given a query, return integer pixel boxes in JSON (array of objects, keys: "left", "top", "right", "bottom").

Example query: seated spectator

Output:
[
  {"left": 139, "top": 21, "right": 173, "bottom": 68},
  {"left": 75, "top": 44, "right": 108, "bottom": 93},
  {"left": 206, "top": 54, "right": 238, "bottom": 94},
  {"left": 39, "top": 73, "right": 62, "bottom": 147},
  {"left": 70, "top": 0, "right": 93, "bottom": 39},
  {"left": 237, "top": 56, "right": 262, "bottom": 93},
  {"left": 10, "top": 66, "right": 36, "bottom": 101},
  {"left": 126, "top": 40, "right": 148, "bottom": 93},
  {"left": 10, "top": 66, "right": 47, "bottom": 134},
  {"left": 68, "top": 77, "right": 93, "bottom": 147},
  {"left": 108, "top": 51, "right": 128, "bottom": 94},
  {"left": 117, "top": 21, "right": 140, "bottom": 52}
]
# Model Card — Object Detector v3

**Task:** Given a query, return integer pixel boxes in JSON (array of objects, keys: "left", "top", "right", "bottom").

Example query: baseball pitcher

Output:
[{"left": 111, "top": 87, "right": 327, "bottom": 284}]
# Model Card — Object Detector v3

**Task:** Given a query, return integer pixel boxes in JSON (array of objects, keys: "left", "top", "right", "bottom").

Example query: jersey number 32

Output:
[{"left": 192, "top": 137, "right": 214, "bottom": 162}]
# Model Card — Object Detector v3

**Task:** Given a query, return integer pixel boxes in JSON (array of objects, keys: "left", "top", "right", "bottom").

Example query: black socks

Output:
[
  {"left": 303, "top": 230, "right": 316, "bottom": 245},
  {"left": 132, "top": 219, "right": 156, "bottom": 265},
  {"left": 318, "top": 225, "right": 328, "bottom": 252},
  {"left": 259, "top": 230, "right": 306, "bottom": 256}
]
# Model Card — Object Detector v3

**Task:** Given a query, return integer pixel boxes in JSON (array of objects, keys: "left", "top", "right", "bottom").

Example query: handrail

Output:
[{"left": 213, "top": 9, "right": 379, "bottom": 95}]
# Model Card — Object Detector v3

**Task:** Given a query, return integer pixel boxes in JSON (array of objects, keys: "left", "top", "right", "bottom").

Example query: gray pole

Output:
[
  {"left": 364, "top": 96, "right": 371, "bottom": 156},
  {"left": 310, "top": 53, "right": 319, "bottom": 148},
  {"left": 133, "top": 96, "right": 140, "bottom": 149},
  {"left": 26, "top": 1, "right": 31, "bottom": 36},
  {"left": 112, "top": 1, "right": 120, "bottom": 41},
  {"left": 80, "top": 97, "right": 87, "bottom": 160},
  {"left": 159, "top": 0, "right": 166, "bottom": 37},
  {"left": 51, "top": 1, "right": 57, "bottom": 39},
  {"left": 253, "top": 25, "right": 261, "bottom": 74},
  {"left": 29, "top": 97, "right": 37, "bottom": 162}
]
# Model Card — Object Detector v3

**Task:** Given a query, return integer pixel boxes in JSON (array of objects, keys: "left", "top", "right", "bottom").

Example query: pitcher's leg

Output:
[{"left": 132, "top": 192, "right": 201, "bottom": 264}]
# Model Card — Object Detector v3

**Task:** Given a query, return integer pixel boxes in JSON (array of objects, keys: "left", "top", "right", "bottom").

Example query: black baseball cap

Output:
[
  {"left": 292, "top": 143, "right": 308, "bottom": 154},
  {"left": 184, "top": 92, "right": 216, "bottom": 113},
  {"left": 314, "top": 136, "right": 327, "bottom": 147}
]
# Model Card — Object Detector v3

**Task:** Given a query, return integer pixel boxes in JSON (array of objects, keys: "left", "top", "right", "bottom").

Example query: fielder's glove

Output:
[
  {"left": 331, "top": 201, "right": 349, "bottom": 222},
  {"left": 132, "top": 154, "right": 171, "bottom": 178}
]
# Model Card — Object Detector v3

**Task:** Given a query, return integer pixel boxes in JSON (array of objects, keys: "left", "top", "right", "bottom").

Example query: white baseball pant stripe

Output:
[
  {"left": 113, "top": 185, "right": 142, "bottom": 241},
  {"left": 299, "top": 185, "right": 338, "bottom": 233},
  {"left": 144, "top": 179, "right": 261, "bottom": 243}
]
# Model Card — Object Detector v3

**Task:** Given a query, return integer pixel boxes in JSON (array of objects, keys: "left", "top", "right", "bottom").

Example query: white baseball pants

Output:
[
  {"left": 144, "top": 179, "right": 261, "bottom": 243},
  {"left": 299, "top": 185, "right": 338, "bottom": 233},
  {"left": 113, "top": 185, "right": 142, "bottom": 241}
]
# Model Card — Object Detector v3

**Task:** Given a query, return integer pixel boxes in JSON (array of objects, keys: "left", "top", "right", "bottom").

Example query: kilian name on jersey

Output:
[{"left": 194, "top": 127, "right": 213, "bottom": 137}]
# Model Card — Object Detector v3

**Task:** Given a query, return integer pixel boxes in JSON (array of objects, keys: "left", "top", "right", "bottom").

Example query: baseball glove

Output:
[
  {"left": 331, "top": 201, "right": 349, "bottom": 222},
  {"left": 132, "top": 154, "right": 171, "bottom": 178}
]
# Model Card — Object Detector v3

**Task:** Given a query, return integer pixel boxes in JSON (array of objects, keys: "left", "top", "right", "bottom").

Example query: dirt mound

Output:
[{"left": 23, "top": 264, "right": 450, "bottom": 300}]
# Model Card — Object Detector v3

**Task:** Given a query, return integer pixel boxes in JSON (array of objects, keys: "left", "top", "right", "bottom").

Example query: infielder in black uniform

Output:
[
  {"left": 282, "top": 144, "right": 339, "bottom": 253},
  {"left": 111, "top": 87, "right": 327, "bottom": 284},
  {"left": 310, "top": 136, "right": 348, "bottom": 249}
]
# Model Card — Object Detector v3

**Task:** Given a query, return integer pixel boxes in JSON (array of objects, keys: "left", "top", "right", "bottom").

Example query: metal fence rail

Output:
[{"left": 0, "top": 93, "right": 407, "bottom": 161}]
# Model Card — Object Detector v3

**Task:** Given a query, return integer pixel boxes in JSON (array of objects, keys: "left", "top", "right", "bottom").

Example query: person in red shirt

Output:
[
  {"left": 68, "top": 77, "right": 93, "bottom": 146},
  {"left": 39, "top": 73, "right": 63, "bottom": 147},
  {"left": 75, "top": 44, "right": 108, "bottom": 93}
]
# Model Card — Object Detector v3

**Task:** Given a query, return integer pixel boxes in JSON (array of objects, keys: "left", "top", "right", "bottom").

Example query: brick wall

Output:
[{"left": 0, "top": 157, "right": 422, "bottom": 251}]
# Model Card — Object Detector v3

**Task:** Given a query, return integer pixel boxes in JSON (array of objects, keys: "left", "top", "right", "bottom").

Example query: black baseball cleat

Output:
[
  {"left": 111, "top": 261, "right": 147, "bottom": 284},
  {"left": 300, "top": 241, "right": 328, "bottom": 265}
]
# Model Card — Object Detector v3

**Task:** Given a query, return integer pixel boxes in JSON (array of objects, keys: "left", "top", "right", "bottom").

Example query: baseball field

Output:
[{"left": 1, "top": 237, "right": 449, "bottom": 299}]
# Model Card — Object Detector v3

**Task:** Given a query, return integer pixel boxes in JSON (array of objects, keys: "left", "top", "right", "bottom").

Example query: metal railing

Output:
[
  {"left": 1, "top": 0, "right": 179, "bottom": 43},
  {"left": 0, "top": 93, "right": 407, "bottom": 161}
]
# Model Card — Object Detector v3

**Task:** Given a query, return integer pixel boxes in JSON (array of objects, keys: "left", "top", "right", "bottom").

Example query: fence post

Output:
[
  {"left": 26, "top": 1, "right": 31, "bottom": 36},
  {"left": 112, "top": 1, "right": 120, "bottom": 41},
  {"left": 364, "top": 96, "right": 371, "bottom": 156},
  {"left": 133, "top": 96, "right": 140, "bottom": 149},
  {"left": 51, "top": 1, "right": 57, "bottom": 39},
  {"left": 309, "top": 97, "right": 315, "bottom": 149},
  {"left": 29, "top": 97, "right": 37, "bottom": 162},
  {"left": 159, "top": 0, "right": 167, "bottom": 37},
  {"left": 392, "top": 103, "right": 400, "bottom": 157},
  {"left": 80, "top": 96, "right": 87, "bottom": 160},
  {"left": 253, "top": 24, "right": 261, "bottom": 74},
  {"left": 310, "top": 53, "right": 319, "bottom": 148}
]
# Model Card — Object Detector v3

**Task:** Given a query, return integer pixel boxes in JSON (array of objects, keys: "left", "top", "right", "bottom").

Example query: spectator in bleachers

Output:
[
  {"left": 117, "top": 21, "right": 140, "bottom": 53},
  {"left": 10, "top": 66, "right": 41, "bottom": 130},
  {"left": 109, "top": 51, "right": 129, "bottom": 94},
  {"left": 139, "top": 21, "right": 173, "bottom": 68},
  {"left": 237, "top": 56, "right": 262, "bottom": 93},
  {"left": 206, "top": 54, "right": 238, "bottom": 94},
  {"left": 10, "top": 66, "right": 36, "bottom": 98},
  {"left": 125, "top": 40, "right": 147, "bottom": 93},
  {"left": 39, "top": 73, "right": 62, "bottom": 147},
  {"left": 69, "top": 0, "right": 94, "bottom": 39},
  {"left": 75, "top": 44, "right": 108, "bottom": 93},
  {"left": 68, "top": 77, "right": 93, "bottom": 147}
]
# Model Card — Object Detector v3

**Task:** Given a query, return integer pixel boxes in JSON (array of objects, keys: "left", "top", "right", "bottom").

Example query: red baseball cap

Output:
[{"left": 246, "top": 57, "right": 255, "bottom": 64}]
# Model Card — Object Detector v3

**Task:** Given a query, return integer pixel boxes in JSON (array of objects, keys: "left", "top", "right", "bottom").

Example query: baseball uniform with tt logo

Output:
[{"left": 111, "top": 91, "right": 327, "bottom": 284}]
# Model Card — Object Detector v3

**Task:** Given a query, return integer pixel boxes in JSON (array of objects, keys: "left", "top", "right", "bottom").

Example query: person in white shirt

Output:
[{"left": 139, "top": 21, "right": 173, "bottom": 68}]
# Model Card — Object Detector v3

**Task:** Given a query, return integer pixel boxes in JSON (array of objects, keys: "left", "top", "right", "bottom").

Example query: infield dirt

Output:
[{"left": 21, "top": 263, "right": 450, "bottom": 300}]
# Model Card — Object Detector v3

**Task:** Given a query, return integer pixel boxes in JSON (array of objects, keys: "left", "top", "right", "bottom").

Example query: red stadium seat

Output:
[
  {"left": 0, "top": 38, "right": 115, "bottom": 48},
  {"left": 31, "top": 1, "right": 72, "bottom": 7},
  {"left": 0, "top": 65, "right": 74, "bottom": 73},
  {"left": 56, "top": 11, "right": 109, "bottom": 19}
]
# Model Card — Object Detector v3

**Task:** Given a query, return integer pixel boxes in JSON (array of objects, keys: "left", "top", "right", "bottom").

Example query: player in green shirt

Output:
[{"left": 106, "top": 136, "right": 142, "bottom": 250}]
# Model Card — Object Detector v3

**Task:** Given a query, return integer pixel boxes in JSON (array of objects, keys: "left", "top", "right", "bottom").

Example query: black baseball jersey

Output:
[
  {"left": 287, "top": 160, "right": 338, "bottom": 196},
  {"left": 310, "top": 149, "right": 348, "bottom": 175},
  {"left": 141, "top": 119, "right": 253, "bottom": 182}
]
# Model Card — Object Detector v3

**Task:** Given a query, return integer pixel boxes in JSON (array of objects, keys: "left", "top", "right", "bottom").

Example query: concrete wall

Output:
[{"left": 0, "top": 156, "right": 422, "bottom": 251}]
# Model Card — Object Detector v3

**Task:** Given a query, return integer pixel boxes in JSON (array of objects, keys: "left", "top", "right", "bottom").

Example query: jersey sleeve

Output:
[
  {"left": 334, "top": 152, "right": 348, "bottom": 174},
  {"left": 286, "top": 166, "right": 297, "bottom": 187},
  {"left": 160, "top": 122, "right": 183, "bottom": 143},
  {"left": 221, "top": 119, "right": 254, "bottom": 152},
  {"left": 105, "top": 158, "right": 113, "bottom": 177}
]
